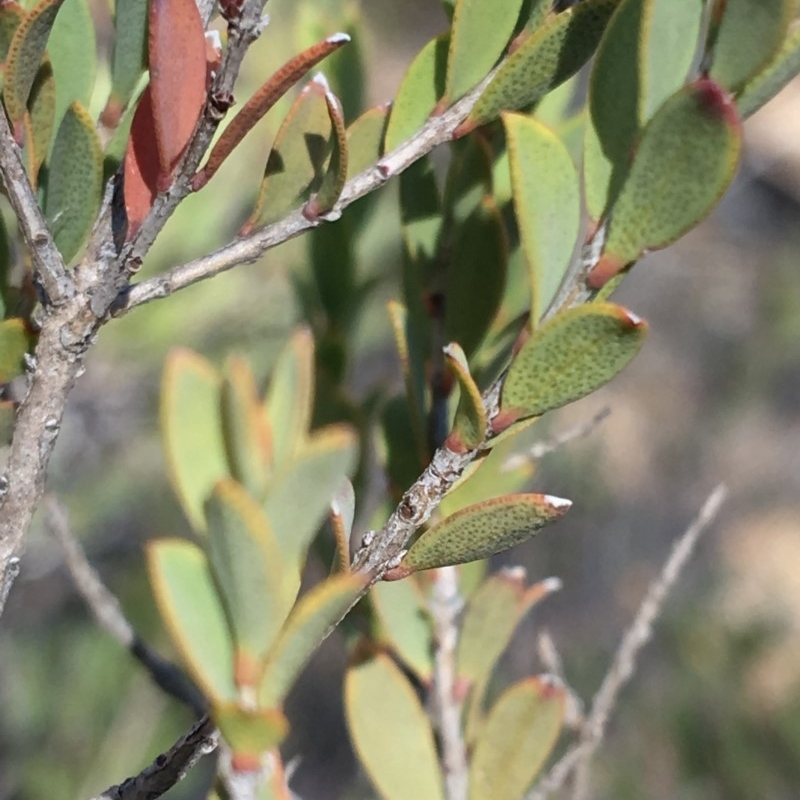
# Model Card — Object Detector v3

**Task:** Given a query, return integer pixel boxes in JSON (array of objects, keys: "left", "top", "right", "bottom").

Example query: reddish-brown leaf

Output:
[
  {"left": 192, "top": 33, "right": 350, "bottom": 191},
  {"left": 148, "top": 0, "right": 206, "bottom": 188},
  {"left": 122, "top": 86, "right": 160, "bottom": 239}
]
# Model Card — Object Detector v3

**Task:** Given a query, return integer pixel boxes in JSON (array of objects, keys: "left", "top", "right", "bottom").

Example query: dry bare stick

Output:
[
  {"left": 44, "top": 495, "right": 206, "bottom": 714},
  {"left": 525, "top": 484, "right": 728, "bottom": 800},
  {"left": 90, "top": 714, "right": 219, "bottom": 800},
  {"left": 430, "top": 565, "right": 468, "bottom": 800}
]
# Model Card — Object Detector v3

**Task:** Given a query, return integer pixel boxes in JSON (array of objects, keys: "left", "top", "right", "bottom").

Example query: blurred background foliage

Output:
[{"left": 2, "top": 0, "right": 800, "bottom": 798}]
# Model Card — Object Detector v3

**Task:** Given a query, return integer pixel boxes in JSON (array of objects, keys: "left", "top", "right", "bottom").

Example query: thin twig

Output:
[
  {"left": 525, "top": 484, "right": 728, "bottom": 800},
  {"left": 90, "top": 714, "right": 219, "bottom": 800},
  {"left": 119, "top": 66, "right": 501, "bottom": 313},
  {"left": 502, "top": 408, "right": 611, "bottom": 471},
  {"left": 430, "top": 566, "right": 468, "bottom": 800},
  {"left": 0, "top": 555, "right": 20, "bottom": 617},
  {"left": 0, "top": 107, "right": 73, "bottom": 305},
  {"left": 44, "top": 495, "right": 207, "bottom": 714}
]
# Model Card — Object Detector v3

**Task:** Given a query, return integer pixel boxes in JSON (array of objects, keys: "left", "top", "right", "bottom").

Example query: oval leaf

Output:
[
  {"left": 737, "top": 25, "right": 800, "bottom": 118},
  {"left": 457, "top": 0, "right": 621, "bottom": 135},
  {"left": 346, "top": 104, "right": 389, "bottom": 179},
  {"left": 501, "top": 303, "right": 647, "bottom": 421},
  {"left": 446, "top": 0, "right": 525, "bottom": 104},
  {"left": 263, "top": 328, "right": 314, "bottom": 470},
  {"left": 205, "top": 479, "right": 294, "bottom": 682},
  {"left": 161, "top": 348, "right": 229, "bottom": 532},
  {"left": 259, "top": 573, "right": 366, "bottom": 706},
  {"left": 385, "top": 34, "right": 449, "bottom": 151},
  {"left": 221, "top": 355, "right": 271, "bottom": 498},
  {"left": 3, "top": 0, "right": 66, "bottom": 132},
  {"left": 504, "top": 113, "right": 580, "bottom": 323},
  {"left": 122, "top": 85, "right": 159, "bottom": 238},
  {"left": 147, "top": 538, "right": 237, "bottom": 703},
  {"left": 443, "top": 342, "right": 487, "bottom": 453},
  {"left": 47, "top": 0, "right": 96, "bottom": 130},
  {"left": 370, "top": 577, "right": 434, "bottom": 681},
  {"left": 148, "top": 0, "right": 206, "bottom": 181},
  {"left": 401, "top": 493, "right": 571, "bottom": 572},
  {"left": 262, "top": 425, "right": 358, "bottom": 569},
  {"left": 591, "top": 79, "right": 742, "bottom": 285},
  {"left": 468, "top": 677, "right": 566, "bottom": 800},
  {"left": 108, "top": 0, "right": 147, "bottom": 115},
  {"left": 22, "top": 59, "right": 55, "bottom": 182},
  {"left": 43, "top": 101, "right": 102, "bottom": 263},
  {"left": 707, "top": 0, "right": 792, "bottom": 93},
  {"left": 346, "top": 653, "right": 445, "bottom": 800}
]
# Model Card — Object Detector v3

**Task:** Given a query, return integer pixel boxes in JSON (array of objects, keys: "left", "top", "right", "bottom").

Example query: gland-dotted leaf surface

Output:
[
  {"left": 3, "top": 0, "right": 66, "bottom": 130},
  {"left": 147, "top": 539, "right": 237, "bottom": 703},
  {"left": 161, "top": 349, "right": 229, "bottom": 533},
  {"left": 385, "top": 34, "right": 448, "bottom": 151},
  {"left": 43, "top": 101, "right": 102, "bottom": 263},
  {"left": 260, "top": 573, "right": 366, "bottom": 707},
  {"left": 445, "top": 0, "right": 525, "bottom": 104},
  {"left": 584, "top": 0, "right": 703, "bottom": 221},
  {"left": 402, "top": 493, "right": 571, "bottom": 572},
  {"left": 468, "top": 677, "right": 566, "bottom": 800},
  {"left": 0, "top": 3, "right": 23, "bottom": 65},
  {"left": 707, "top": 0, "right": 792, "bottom": 93},
  {"left": 370, "top": 577, "right": 434, "bottom": 681},
  {"left": 22, "top": 60, "right": 55, "bottom": 181},
  {"left": 737, "top": 25, "right": 800, "bottom": 118},
  {"left": 205, "top": 479, "right": 294, "bottom": 675},
  {"left": 504, "top": 113, "right": 580, "bottom": 324},
  {"left": 501, "top": 303, "right": 647, "bottom": 420},
  {"left": 594, "top": 79, "right": 741, "bottom": 283},
  {"left": 458, "top": 0, "right": 621, "bottom": 134},
  {"left": 346, "top": 653, "right": 446, "bottom": 800}
]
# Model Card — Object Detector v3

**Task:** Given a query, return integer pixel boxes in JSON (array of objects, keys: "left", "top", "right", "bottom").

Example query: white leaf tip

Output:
[
  {"left": 544, "top": 494, "right": 572, "bottom": 511},
  {"left": 328, "top": 32, "right": 351, "bottom": 44},
  {"left": 541, "top": 576, "right": 563, "bottom": 593}
]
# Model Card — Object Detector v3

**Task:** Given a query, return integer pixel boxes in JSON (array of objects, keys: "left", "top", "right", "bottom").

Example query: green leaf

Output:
[
  {"left": 443, "top": 342, "right": 487, "bottom": 453},
  {"left": 108, "top": 0, "right": 147, "bottom": 113},
  {"left": 303, "top": 75, "right": 348, "bottom": 220},
  {"left": 468, "top": 677, "right": 565, "bottom": 800},
  {"left": 22, "top": 59, "right": 54, "bottom": 182},
  {"left": 501, "top": 303, "right": 647, "bottom": 422},
  {"left": 260, "top": 573, "right": 366, "bottom": 706},
  {"left": 0, "top": 318, "right": 31, "bottom": 381},
  {"left": 330, "top": 478, "right": 355, "bottom": 572},
  {"left": 446, "top": 0, "right": 525, "bottom": 104},
  {"left": 707, "top": 0, "right": 792, "bottom": 93},
  {"left": 737, "top": 22, "right": 800, "bottom": 118},
  {"left": 401, "top": 493, "right": 570, "bottom": 572},
  {"left": 459, "top": 571, "right": 560, "bottom": 740},
  {"left": 384, "top": 33, "right": 448, "bottom": 151},
  {"left": 442, "top": 134, "right": 494, "bottom": 226},
  {"left": 457, "top": 0, "right": 621, "bottom": 135},
  {"left": 382, "top": 394, "right": 428, "bottom": 493},
  {"left": 244, "top": 77, "right": 332, "bottom": 230},
  {"left": 346, "top": 653, "right": 445, "bottom": 800},
  {"left": 3, "top": 0, "right": 66, "bottom": 130},
  {"left": 370, "top": 577, "right": 433, "bottom": 681},
  {"left": 263, "top": 328, "right": 314, "bottom": 471},
  {"left": 221, "top": 356, "right": 271, "bottom": 499},
  {"left": 0, "top": 3, "right": 24, "bottom": 68},
  {"left": 504, "top": 113, "right": 579, "bottom": 324},
  {"left": 584, "top": 0, "right": 703, "bottom": 221},
  {"left": 47, "top": 0, "right": 95, "bottom": 130},
  {"left": 346, "top": 104, "right": 389, "bottom": 179},
  {"left": 205, "top": 479, "right": 295, "bottom": 680},
  {"left": 147, "top": 539, "right": 237, "bottom": 703},
  {"left": 213, "top": 703, "right": 288, "bottom": 761},
  {"left": 445, "top": 197, "right": 507, "bottom": 359},
  {"left": 0, "top": 400, "right": 16, "bottom": 444},
  {"left": 161, "top": 349, "right": 229, "bottom": 533},
  {"left": 591, "top": 79, "right": 742, "bottom": 286},
  {"left": 43, "top": 101, "right": 102, "bottom": 263},
  {"left": 262, "top": 424, "right": 358, "bottom": 569}
]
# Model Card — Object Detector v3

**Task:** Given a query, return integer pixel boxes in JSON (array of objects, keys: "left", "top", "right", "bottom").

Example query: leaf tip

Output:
[
  {"left": 327, "top": 32, "right": 351, "bottom": 45},
  {"left": 543, "top": 494, "right": 572, "bottom": 513},
  {"left": 541, "top": 576, "right": 563, "bottom": 594}
]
